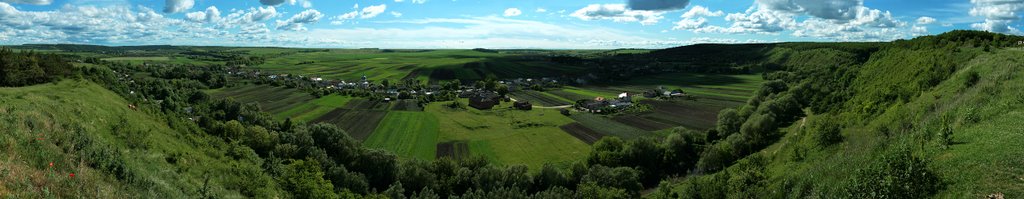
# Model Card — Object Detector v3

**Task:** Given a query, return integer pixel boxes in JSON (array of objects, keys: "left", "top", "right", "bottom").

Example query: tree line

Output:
[{"left": 0, "top": 48, "right": 75, "bottom": 87}]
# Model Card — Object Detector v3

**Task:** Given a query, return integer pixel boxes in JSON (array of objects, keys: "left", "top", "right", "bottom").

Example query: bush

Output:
[
  {"left": 964, "top": 70, "right": 980, "bottom": 88},
  {"left": 810, "top": 116, "right": 843, "bottom": 148},
  {"left": 849, "top": 149, "right": 942, "bottom": 198}
]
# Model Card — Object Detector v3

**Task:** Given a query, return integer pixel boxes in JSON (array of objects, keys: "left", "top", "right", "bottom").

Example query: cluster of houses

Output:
[
  {"left": 500, "top": 77, "right": 560, "bottom": 91},
  {"left": 576, "top": 92, "right": 634, "bottom": 113},
  {"left": 644, "top": 86, "right": 688, "bottom": 98},
  {"left": 227, "top": 67, "right": 690, "bottom": 113}
]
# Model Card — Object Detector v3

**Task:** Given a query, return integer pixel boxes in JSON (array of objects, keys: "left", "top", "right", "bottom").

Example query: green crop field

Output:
[
  {"left": 276, "top": 94, "right": 353, "bottom": 123},
  {"left": 364, "top": 111, "right": 440, "bottom": 160},
  {"left": 425, "top": 100, "right": 590, "bottom": 169},
  {"left": 101, "top": 56, "right": 171, "bottom": 61},
  {"left": 251, "top": 49, "right": 589, "bottom": 82},
  {"left": 207, "top": 84, "right": 317, "bottom": 119},
  {"left": 579, "top": 73, "right": 763, "bottom": 102},
  {"left": 509, "top": 90, "right": 572, "bottom": 106}
]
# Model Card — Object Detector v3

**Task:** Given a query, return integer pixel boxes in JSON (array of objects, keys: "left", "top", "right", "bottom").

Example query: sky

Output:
[{"left": 0, "top": 0, "right": 1018, "bottom": 49}]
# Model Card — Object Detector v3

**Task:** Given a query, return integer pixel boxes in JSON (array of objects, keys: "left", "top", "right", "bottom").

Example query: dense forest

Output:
[
  {"left": 0, "top": 49, "right": 74, "bottom": 86},
  {"left": 2, "top": 30, "right": 1023, "bottom": 198}
]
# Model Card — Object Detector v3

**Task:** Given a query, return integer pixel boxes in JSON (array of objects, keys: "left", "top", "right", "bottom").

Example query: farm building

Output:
[
  {"left": 576, "top": 94, "right": 633, "bottom": 113},
  {"left": 644, "top": 88, "right": 688, "bottom": 98},
  {"left": 469, "top": 91, "right": 501, "bottom": 110},
  {"left": 513, "top": 101, "right": 532, "bottom": 110}
]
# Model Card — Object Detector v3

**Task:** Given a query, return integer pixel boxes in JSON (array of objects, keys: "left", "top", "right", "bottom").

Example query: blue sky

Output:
[{"left": 0, "top": 0, "right": 1017, "bottom": 48}]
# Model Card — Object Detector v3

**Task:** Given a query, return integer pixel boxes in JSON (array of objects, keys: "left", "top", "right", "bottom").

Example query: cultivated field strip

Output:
[
  {"left": 436, "top": 141, "right": 471, "bottom": 160},
  {"left": 210, "top": 84, "right": 316, "bottom": 116},
  {"left": 390, "top": 100, "right": 423, "bottom": 111},
  {"left": 639, "top": 100, "right": 729, "bottom": 130},
  {"left": 611, "top": 115, "right": 675, "bottom": 131},
  {"left": 569, "top": 113, "right": 648, "bottom": 139},
  {"left": 559, "top": 123, "right": 605, "bottom": 144},
  {"left": 309, "top": 108, "right": 388, "bottom": 141},
  {"left": 510, "top": 90, "right": 571, "bottom": 106},
  {"left": 364, "top": 111, "right": 439, "bottom": 160}
]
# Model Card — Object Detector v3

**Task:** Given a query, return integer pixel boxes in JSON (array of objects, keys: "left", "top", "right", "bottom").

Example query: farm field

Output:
[
  {"left": 101, "top": 56, "right": 170, "bottom": 61},
  {"left": 436, "top": 141, "right": 471, "bottom": 160},
  {"left": 276, "top": 94, "right": 353, "bottom": 123},
  {"left": 510, "top": 90, "right": 572, "bottom": 106},
  {"left": 101, "top": 56, "right": 225, "bottom": 65},
  {"left": 425, "top": 100, "right": 590, "bottom": 169},
  {"left": 309, "top": 108, "right": 388, "bottom": 140},
  {"left": 631, "top": 99, "right": 741, "bottom": 130},
  {"left": 207, "top": 84, "right": 316, "bottom": 118},
  {"left": 364, "top": 111, "right": 440, "bottom": 160},
  {"left": 558, "top": 123, "right": 605, "bottom": 144},
  {"left": 251, "top": 49, "right": 589, "bottom": 82},
  {"left": 569, "top": 113, "right": 650, "bottom": 139},
  {"left": 576, "top": 73, "right": 763, "bottom": 102}
]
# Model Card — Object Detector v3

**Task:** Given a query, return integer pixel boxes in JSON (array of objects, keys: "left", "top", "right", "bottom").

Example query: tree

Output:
[
  {"left": 222, "top": 120, "right": 246, "bottom": 140},
  {"left": 740, "top": 113, "right": 777, "bottom": 146},
  {"left": 351, "top": 149, "right": 399, "bottom": 191},
  {"left": 716, "top": 108, "right": 743, "bottom": 139},
  {"left": 533, "top": 164, "right": 569, "bottom": 192},
  {"left": 580, "top": 165, "right": 642, "bottom": 197},
  {"left": 280, "top": 160, "right": 339, "bottom": 199},
  {"left": 496, "top": 84, "right": 510, "bottom": 96}
]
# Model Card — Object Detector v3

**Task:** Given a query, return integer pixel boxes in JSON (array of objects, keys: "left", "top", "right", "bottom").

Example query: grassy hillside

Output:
[
  {"left": 0, "top": 80, "right": 281, "bottom": 198},
  {"left": 657, "top": 31, "right": 1024, "bottom": 198}
]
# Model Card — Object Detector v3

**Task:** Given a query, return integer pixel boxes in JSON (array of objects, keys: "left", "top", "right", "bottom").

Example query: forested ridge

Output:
[{"left": 2, "top": 30, "right": 1023, "bottom": 198}]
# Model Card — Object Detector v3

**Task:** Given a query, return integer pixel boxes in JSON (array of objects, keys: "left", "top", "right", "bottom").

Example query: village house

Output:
[
  {"left": 468, "top": 91, "right": 501, "bottom": 110},
  {"left": 513, "top": 101, "right": 532, "bottom": 110},
  {"left": 576, "top": 93, "right": 633, "bottom": 113}
]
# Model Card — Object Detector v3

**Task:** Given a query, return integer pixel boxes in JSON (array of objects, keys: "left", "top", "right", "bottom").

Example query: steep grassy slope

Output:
[
  {"left": 0, "top": 80, "right": 281, "bottom": 198},
  {"left": 659, "top": 32, "right": 1024, "bottom": 198}
]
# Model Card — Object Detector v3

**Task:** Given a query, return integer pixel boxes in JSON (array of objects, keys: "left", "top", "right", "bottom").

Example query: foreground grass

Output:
[
  {"left": 0, "top": 80, "right": 271, "bottom": 198},
  {"left": 364, "top": 111, "right": 440, "bottom": 160}
]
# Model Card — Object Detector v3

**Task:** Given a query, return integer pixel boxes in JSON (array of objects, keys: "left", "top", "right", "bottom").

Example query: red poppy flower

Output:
[
  {"left": 69, "top": 173, "right": 75, "bottom": 178},
  {"left": 49, "top": 162, "right": 53, "bottom": 167}
]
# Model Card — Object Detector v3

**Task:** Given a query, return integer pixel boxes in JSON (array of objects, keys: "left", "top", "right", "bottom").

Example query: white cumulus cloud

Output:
[
  {"left": 186, "top": 6, "right": 221, "bottom": 23},
  {"left": 504, "top": 8, "right": 522, "bottom": 17},
  {"left": 916, "top": 16, "right": 936, "bottom": 25},
  {"left": 571, "top": 4, "right": 665, "bottom": 25},
  {"left": 276, "top": 9, "right": 323, "bottom": 31},
  {"left": 164, "top": 0, "right": 194, "bottom": 13},
  {"left": 361, "top": 4, "right": 386, "bottom": 19},
  {"left": 0, "top": 0, "right": 51, "bottom": 5},
  {"left": 969, "top": 0, "right": 1024, "bottom": 34},
  {"left": 628, "top": 0, "right": 690, "bottom": 11},
  {"left": 681, "top": 5, "right": 723, "bottom": 18}
]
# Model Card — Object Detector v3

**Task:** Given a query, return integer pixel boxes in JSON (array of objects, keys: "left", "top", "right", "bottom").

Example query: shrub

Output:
[
  {"left": 810, "top": 116, "right": 843, "bottom": 148},
  {"left": 964, "top": 70, "right": 980, "bottom": 88},
  {"left": 849, "top": 149, "right": 942, "bottom": 198}
]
